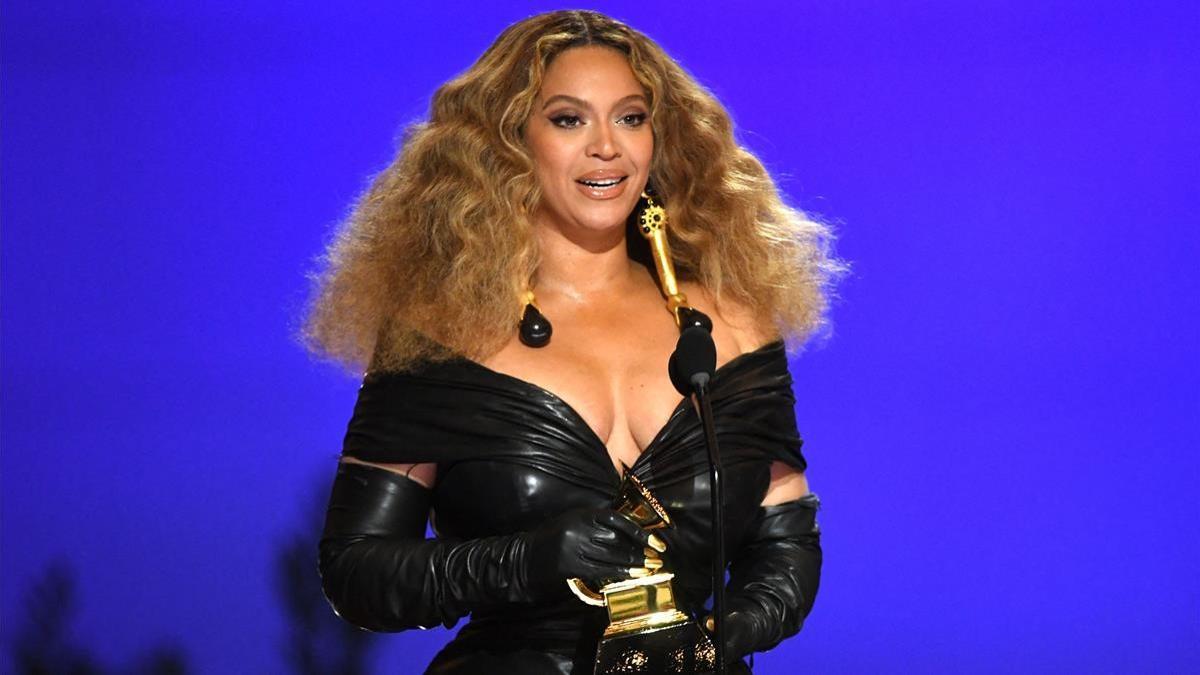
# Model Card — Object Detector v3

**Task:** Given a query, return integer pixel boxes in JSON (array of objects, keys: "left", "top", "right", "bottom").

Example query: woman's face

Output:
[{"left": 526, "top": 45, "right": 653, "bottom": 240}]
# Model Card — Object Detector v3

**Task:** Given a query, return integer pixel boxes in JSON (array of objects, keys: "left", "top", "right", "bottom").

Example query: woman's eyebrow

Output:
[{"left": 541, "top": 93, "right": 647, "bottom": 110}]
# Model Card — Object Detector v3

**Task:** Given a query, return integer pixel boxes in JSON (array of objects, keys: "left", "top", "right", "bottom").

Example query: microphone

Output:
[
  {"left": 669, "top": 323, "right": 727, "bottom": 674},
  {"left": 669, "top": 325, "right": 716, "bottom": 396}
]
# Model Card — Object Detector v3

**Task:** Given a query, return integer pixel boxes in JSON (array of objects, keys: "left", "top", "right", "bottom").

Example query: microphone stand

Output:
[
  {"left": 689, "top": 372, "right": 727, "bottom": 675},
  {"left": 643, "top": 188, "right": 726, "bottom": 672}
]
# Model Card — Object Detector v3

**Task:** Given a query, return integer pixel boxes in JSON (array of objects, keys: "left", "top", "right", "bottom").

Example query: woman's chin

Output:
[
  {"left": 569, "top": 218, "right": 632, "bottom": 244},
  {"left": 538, "top": 209, "right": 632, "bottom": 242}
]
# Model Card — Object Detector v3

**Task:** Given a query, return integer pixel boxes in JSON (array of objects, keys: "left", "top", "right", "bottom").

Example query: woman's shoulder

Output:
[{"left": 679, "top": 281, "right": 780, "bottom": 358}]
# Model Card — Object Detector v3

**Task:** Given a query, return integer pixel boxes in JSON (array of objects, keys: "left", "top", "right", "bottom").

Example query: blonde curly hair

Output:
[{"left": 304, "top": 10, "right": 845, "bottom": 373}]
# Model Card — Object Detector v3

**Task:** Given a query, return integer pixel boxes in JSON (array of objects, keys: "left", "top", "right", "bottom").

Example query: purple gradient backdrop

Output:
[{"left": 2, "top": 1, "right": 1197, "bottom": 673}]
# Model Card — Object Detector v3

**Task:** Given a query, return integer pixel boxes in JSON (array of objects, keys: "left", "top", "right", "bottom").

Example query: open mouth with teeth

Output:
[{"left": 576, "top": 176, "right": 627, "bottom": 188}]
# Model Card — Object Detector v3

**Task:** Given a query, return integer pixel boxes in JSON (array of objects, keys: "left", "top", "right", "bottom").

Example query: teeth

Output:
[{"left": 580, "top": 177, "right": 624, "bottom": 188}]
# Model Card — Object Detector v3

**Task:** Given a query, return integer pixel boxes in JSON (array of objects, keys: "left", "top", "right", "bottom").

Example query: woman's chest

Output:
[
  {"left": 480, "top": 321, "right": 747, "bottom": 471},
  {"left": 429, "top": 458, "right": 771, "bottom": 546},
  {"left": 482, "top": 329, "right": 686, "bottom": 471}
]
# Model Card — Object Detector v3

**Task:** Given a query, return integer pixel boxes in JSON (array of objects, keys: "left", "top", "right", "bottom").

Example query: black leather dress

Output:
[{"left": 340, "top": 340, "right": 808, "bottom": 673}]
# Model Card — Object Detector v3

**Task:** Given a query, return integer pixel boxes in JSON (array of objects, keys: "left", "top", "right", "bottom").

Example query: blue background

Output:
[{"left": 2, "top": 1, "right": 1197, "bottom": 672}]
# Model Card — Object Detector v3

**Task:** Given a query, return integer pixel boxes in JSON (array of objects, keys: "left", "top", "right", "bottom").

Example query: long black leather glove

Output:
[
  {"left": 715, "top": 493, "right": 822, "bottom": 663},
  {"left": 319, "top": 461, "right": 653, "bottom": 632}
]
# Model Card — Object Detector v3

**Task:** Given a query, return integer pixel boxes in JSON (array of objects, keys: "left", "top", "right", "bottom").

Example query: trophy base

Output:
[
  {"left": 594, "top": 619, "right": 716, "bottom": 675},
  {"left": 604, "top": 608, "right": 691, "bottom": 637}
]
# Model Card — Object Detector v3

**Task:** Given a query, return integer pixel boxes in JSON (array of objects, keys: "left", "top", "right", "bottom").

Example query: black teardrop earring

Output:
[{"left": 518, "top": 290, "right": 552, "bottom": 348}]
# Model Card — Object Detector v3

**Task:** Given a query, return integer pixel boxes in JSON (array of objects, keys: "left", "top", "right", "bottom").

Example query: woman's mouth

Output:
[{"left": 574, "top": 175, "right": 628, "bottom": 199}]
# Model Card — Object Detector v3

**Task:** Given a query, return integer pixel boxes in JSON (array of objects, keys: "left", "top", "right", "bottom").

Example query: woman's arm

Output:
[
  {"left": 338, "top": 457, "right": 436, "bottom": 487},
  {"left": 709, "top": 464, "right": 822, "bottom": 663},
  {"left": 318, "top": 459, "right": 525, "bottom": 631},
  {"left": 318, "top": 458, "right": 655, "bottom": 632},
  {"left": 762, "top": 461, "right": 810, "bottom": 506}
]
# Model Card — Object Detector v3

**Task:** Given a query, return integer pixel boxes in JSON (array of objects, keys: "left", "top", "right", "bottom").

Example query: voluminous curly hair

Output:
[{"left": 304, "top": 10, "right": 845, "bottom": 373}]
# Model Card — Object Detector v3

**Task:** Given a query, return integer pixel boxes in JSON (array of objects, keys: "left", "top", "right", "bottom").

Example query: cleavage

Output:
[
  {"left": 552, "top": 364, "right": 681, "bottom": 468},
  {"left": 483, "top": 348, "right": 682, "bottom": 471}
]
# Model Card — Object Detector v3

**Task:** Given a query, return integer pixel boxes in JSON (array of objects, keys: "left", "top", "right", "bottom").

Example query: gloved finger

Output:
[
  {"left": 597, "top": 512, "right": 668, "bottom": 554},
  {"left": 594, "top": 510, "right": 653, "bottom": 547},
  {"left": 571, "top": 548, "right": 634, "bottom": 578},
  {"left": 580, "top": 538, "right": 649, "bottom": 568},
  {"left": 587, "top": 528, "right": 654, "bottom": 567},
  {"left": 577, "top": 558, "right": 643, "bottom": 584}
]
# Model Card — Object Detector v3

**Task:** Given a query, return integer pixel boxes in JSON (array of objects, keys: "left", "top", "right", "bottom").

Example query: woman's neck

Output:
[{"left": 534, "top": 221, "right": 638, "bottom": 304}]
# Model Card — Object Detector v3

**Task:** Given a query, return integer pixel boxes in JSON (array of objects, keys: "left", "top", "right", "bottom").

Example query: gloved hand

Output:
[
  {"left": 706, "top": 494, "right": 822, "bottom": 663},
  {"left": 318, "top": 461, "right": 657, "bottom": 632},
  {"left": 522, "top": 506, "right": 660, "bottom": 599}
]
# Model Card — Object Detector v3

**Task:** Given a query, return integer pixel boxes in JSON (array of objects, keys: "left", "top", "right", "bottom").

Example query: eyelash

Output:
[
  {"left": 550, "top": 114, "right": 583, "bottom": 128},
  {"left": 549, "top": 113, "right": 648, "bottom": 129},
  {"left": 621, "top": 113, "right": 648, "bottom": 127}
]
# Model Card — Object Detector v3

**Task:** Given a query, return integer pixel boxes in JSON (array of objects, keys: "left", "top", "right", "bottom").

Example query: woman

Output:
[{"left": 306, "top": 10, "right": 842, "bottom": 674}]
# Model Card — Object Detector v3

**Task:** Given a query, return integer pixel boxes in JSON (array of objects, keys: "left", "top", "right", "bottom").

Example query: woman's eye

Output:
[
  {"left": 619, "top": 113, "right": 647, "bottom": 127},
  {"left": 550, "top": 114, "right": 583, "bottom": 128}
]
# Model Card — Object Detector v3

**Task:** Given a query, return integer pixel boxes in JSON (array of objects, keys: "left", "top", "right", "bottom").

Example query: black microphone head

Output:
[
  {"left": 669, "top": 325, "right": 717, "bottom": 395},
  {"left": 668, "top": 351, "right": 690, "bottom": 396}
]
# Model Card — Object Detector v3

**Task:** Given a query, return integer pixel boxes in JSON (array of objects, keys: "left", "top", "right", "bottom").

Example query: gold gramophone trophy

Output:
[
  {"left": 567, "top": 473, "right": 716, "bottom": 674},
  {"left": 562, "top": 189, "right": 719, "bottom": 673}
]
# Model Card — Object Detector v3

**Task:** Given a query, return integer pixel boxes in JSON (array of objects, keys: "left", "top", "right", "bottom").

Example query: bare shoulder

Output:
[
  {"left": 762, "top": 461, "right": 810, "bottom": 505},
  {"left": 678, "top": 284, "right": 806, "bottom": 505},
  {"left": 680, "top": 281, "right": 778, "bottom": 356},
  {"left": 340, "top": 456, "right": 437, "bottom": 489}
]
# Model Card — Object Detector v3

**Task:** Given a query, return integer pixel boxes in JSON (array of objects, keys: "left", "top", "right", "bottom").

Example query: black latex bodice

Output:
[{"left": 341, "top": 340, "right": 806, "bottom": 672}]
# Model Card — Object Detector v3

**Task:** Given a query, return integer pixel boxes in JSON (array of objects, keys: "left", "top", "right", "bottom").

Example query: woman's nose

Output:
[{"left": 586, "top": 123, "right": 620, "bottom": 160}]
